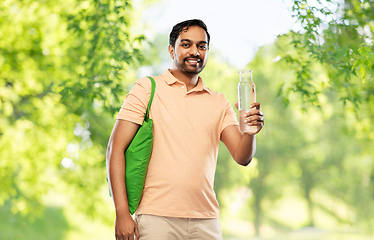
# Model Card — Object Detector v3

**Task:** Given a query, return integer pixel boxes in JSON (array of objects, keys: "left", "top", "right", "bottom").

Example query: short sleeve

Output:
[
  {"left": 116, "top": 77, "right": 152, "bottom": 125},
  {"left": 221, "top": 100, "right": 239, "bottom": 132}
]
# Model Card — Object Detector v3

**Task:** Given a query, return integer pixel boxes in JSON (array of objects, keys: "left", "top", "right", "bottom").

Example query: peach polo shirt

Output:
[{"left": 117, "top": 69, "right": 239, "bottom": 218}]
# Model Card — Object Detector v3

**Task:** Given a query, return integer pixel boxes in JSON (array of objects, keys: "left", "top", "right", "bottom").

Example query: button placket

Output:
[{"left": 180, "top": 84, "right": 188, "bottom": 97}]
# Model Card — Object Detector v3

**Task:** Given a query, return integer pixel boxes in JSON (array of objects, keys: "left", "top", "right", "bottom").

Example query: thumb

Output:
[{"left": 234, "top": 102, "right": 238, "bottom": 109}]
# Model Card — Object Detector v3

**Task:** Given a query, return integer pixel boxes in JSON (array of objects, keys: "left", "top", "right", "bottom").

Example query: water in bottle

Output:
[{"left": 238, "top": 70, "right": 257, "bottom": 133}]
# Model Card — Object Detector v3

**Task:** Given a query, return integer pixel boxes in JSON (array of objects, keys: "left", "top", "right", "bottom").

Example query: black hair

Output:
[{"left": 169, "top": 19, "right": 210, "bottom": 48}]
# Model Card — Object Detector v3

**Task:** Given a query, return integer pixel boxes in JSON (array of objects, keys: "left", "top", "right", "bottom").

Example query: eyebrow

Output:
[{"left": 180, "top": 39, "right": 208, "bottom": 45}]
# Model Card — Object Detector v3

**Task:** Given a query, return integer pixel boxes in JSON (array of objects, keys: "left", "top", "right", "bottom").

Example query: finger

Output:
[
  {"left": 248, "top": 119, "right": 263, "bottom": 125},
  {"left": 250, "top": 102, "right": 261, "bottom": 109},
  {"left": 135, "top": 225, "right": 139, "bottom": 240},
  {"left": 245, "top": 109, "right": 263, "bottom": 117},
  {"left": 249, "top": 121, "right": 264, "bottom": 126},
  {"left": 244, "top": 114, "right": 264, "bottom": 124},
  {"left": 244, "top": 115, "right": 257, "bottom": 123},
  {"left": 234, "top": 102, "right": 238, "bottom": 109},
  {"left": 244, "top": 118, "right": 264, "bottom": 126},
  {"left": 246, "top": 115, "right": 264, "bottom": 123},
  {"left": 115, "top": 233, "right": 123, "bottom": 240}
]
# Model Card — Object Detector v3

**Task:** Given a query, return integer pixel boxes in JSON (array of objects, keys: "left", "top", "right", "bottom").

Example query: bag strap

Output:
[{"left": 145, "top": 76, "right": 156, "bottom": 119}]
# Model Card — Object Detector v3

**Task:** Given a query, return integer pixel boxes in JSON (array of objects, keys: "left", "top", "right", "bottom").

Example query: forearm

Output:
[
  {"left": 107, "top": 145, "right": 131, "bottom": 215},
  {"left": 233, "top": 133, "right": 256, "bottom": 166},
  {"left": 107, "top": 146, "right": 140, "bottom": 239},
  {"left": 106, "top": 120, "right": 140, "bottom": 215},
  {"left": 224, "top": 102, "right": 263, "bottom": 166}
]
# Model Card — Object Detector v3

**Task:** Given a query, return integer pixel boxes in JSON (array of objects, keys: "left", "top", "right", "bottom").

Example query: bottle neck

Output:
[
  {"left": 239, "top": 71, "right": 253, "bottom": 83},
  {"left": 239, "top": 78, "right": 252, "bottom": 83}
]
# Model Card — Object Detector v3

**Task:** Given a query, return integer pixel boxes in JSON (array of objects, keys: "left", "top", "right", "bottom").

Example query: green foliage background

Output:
[
  {"left": 0, "top": 0, "right": 147, "bottom": 231},
  {"left": 1, "top": 0, "right": 374, "bottom": 239}
]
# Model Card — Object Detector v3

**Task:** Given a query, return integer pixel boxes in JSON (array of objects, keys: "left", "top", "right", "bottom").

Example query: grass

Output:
[
  {"left": 221, "top": 220, "right": 374, "bottom": 240},
  {"left": 0, "top": 201, "right": 113, "bottom": 240},
  {"left": 1, "top": 193, "right": 373, "bottom": 240},
  {"left": 0, "top": 202, "right": 69, "bottom": 240}
]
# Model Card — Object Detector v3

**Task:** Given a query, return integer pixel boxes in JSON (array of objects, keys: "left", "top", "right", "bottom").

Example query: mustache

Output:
[{"left": 184, "top": 55, "right": 202, "bottom": 62}]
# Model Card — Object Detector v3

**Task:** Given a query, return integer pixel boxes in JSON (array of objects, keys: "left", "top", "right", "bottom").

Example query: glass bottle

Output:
[{"left": 238, "top": 70, "right": 257, "bottom": 133}]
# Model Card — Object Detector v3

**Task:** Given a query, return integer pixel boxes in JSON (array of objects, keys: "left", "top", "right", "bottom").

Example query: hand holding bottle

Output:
[
  {"left": 235, "top": 102, "right": 264, "bottom": 134},
  {"left": 237, "top": 70, "right": 264, "bottom": 134}
]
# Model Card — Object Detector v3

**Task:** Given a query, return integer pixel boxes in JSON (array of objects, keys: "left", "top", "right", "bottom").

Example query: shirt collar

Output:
[{"left": 162, "top": 69, "right": 211, "bottom": 94}]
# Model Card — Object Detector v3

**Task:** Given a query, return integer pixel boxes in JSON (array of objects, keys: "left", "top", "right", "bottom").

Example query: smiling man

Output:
[
  {"left": 168, "top": 23, "right": 208, "bottom": 78},
  {"left": 106, "top": 19, "right": 264, "bottom": 240}
]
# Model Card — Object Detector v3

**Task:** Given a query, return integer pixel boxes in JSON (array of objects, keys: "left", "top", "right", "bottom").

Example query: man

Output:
[{"left": 106, "top": 19, "right": 264, "bottom": 240}]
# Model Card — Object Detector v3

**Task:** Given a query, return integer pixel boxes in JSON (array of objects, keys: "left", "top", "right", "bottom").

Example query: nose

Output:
[{"left": 189, "top": 45, "right": 200, "bottom": 57}]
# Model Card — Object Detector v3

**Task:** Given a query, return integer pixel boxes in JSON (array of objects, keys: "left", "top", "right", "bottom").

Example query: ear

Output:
[{"left": 168, "top": 45, "right": 175, "bottom": 59}]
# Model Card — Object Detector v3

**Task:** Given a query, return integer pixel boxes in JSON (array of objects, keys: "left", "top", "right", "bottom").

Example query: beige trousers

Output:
[{"left": 135, "top": 214, "right": 223, "bottom": 240}]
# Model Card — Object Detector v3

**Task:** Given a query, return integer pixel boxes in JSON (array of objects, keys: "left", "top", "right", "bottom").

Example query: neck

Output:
[{"left": 170, "top": 68, "right": 199, "bottom": 91}]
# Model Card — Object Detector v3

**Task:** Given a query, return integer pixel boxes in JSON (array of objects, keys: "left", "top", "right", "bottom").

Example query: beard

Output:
[{"left": 175, "top": 56, "right": 206, "bottom": 75}]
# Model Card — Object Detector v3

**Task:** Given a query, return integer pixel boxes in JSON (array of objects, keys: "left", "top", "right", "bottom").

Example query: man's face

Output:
[{"left": 168, "top": 26, "right": 208, "bottom": 75}]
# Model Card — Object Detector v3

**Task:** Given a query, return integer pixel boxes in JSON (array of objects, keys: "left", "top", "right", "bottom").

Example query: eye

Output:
[
  {"left": 199, "top": 45, "right": 207, "bottom": 50},
  {"left": 181, "top": 43, "right": 190, "bottom": 48}
]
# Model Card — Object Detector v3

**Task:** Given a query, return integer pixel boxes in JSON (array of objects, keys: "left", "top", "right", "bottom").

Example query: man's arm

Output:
[
  {"left": 221, "top": 102, "right": 264, "bottom": 166},
  {"left": 106, "top": 119, "right": 140, "bottom": 240}
]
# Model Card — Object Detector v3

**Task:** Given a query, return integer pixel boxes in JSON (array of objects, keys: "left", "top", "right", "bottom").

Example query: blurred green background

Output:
[{"left": 1, "top": 0, "right": 374, "bottom": 239}]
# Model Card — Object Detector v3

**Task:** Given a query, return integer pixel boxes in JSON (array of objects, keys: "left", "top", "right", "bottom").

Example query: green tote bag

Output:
[{"left": 125, "top": 76, "right": 156, "bottom": 215}]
